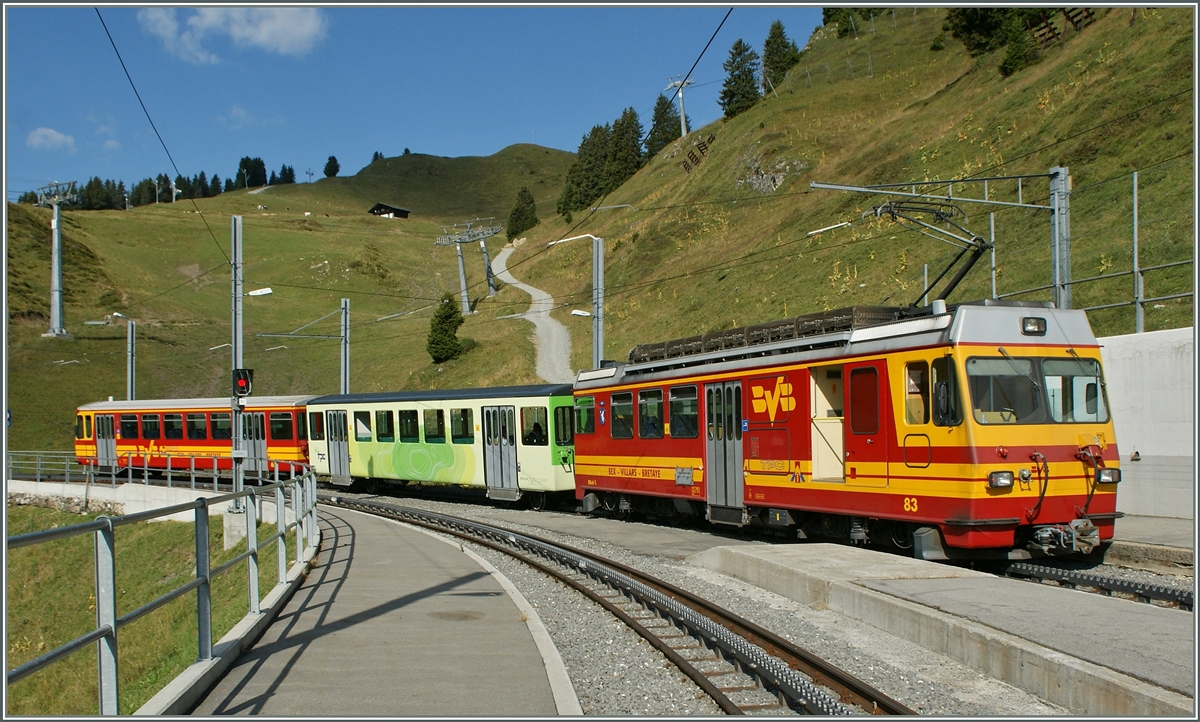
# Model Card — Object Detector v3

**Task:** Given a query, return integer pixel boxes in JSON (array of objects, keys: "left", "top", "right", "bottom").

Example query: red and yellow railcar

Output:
[
  {"left": 573, "top": 300, "right": 1121, "bottom": 560},
  {"left": 74, "top": 396, "right": 315, "bottom": 477}
]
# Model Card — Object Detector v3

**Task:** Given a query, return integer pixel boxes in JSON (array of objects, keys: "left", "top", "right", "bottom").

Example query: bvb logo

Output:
[{"left": 751, "top": 376, "right": 796, "bottom": 422}]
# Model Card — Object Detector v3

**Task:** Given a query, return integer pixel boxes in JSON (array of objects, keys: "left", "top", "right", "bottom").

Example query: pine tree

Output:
[
  {"left": 644, "top": 94, "right": 685, "bottom": 159},
  {"left": 718, "top": 39, "right": 762, "bottom": 119},
  {"left": 426, "top": 292, "right": 465, "bottom": 363},
  {"left": 196, "top": 171, "right": 209, "bottom": 198},
  {"left": 762, "top": 20, "right": 801, "bottom": 92},
  {"left": 210, "top": 174, "right": 222, "bottom": 196},
  {"left": 507, "top": 186, "right": 539, "bottom": 241},
  {"left": 269, "top": 170, "right": 278, "bottom": 186},
  {"left": 279, "top": 165, "right": 296, "bottom": 184},
  {"left": 372, "top": 151, "right": 384, "bottom": 162},
  {"left": 323, "top": 156, "right": 340, "bottom": 178},
  {"left": 601, "top": 107, "right": 644, "bottom": 195},
  {"left": 557, "top": 124, "right": 610, "bottom": 215}
]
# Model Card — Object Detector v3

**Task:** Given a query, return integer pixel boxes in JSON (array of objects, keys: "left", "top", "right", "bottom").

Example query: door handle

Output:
[{"left": 866, "top": 438, "right": 874, "bottom": 444}]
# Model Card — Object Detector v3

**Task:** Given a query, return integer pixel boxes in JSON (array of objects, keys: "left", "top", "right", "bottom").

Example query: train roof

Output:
[
  {"left": 308, "top": 383, "right": 575, "bottom": 406},
  {"left": 77, "top": 395, "right": 317, "bottom": 412},
  {"left": 577, "top": 300, "right": 1099, "bottom": 389}
]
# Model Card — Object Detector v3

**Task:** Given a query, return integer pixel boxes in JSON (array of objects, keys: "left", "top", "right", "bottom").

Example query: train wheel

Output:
[
  {"left": 362, "top": 478, "right": 379, "bottom": 495},
  {"left": 527, "top": 492, "right": 547, "bottom": 511},
  {"left": 601, "top": 493, "right": 621, "bottom": 512}
]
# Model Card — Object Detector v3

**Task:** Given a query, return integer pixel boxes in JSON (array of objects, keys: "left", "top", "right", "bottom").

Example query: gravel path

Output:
[
  {"left": 492, "top": 244, "right": 575, "bottom": 383},
  {"left": 345, "top": 495, "right": 1076, "bottom": 716}
]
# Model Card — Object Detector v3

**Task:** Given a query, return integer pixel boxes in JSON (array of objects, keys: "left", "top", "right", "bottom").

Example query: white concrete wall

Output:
[{"left": 1098, "top": 327, "right": 1196, "bottom": 519}]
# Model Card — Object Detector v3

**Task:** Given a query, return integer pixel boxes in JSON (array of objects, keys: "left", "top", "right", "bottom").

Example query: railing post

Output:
[
  {"left": 195, "top": 502, "right": 212, "bottom": 660},
  {"left": 190, "top": 455, "right": 196, "bottom": 490},
  {"left": 212, "top": 456, "right": 219, "bottom": 493},
  {"left": 110, "top": 458, "right": 116, "bottom": 487},
  {"left": 95, "top": 518, "right": 119, "bottom": 715},
  {"left": 65, "top": 454, "right": 71, "bottom": 484},
  {"left": 166, "top": 453, "right": 172, "bottom": 487},
  {"left": 307, "top": 472, "right": 317, "bottom": 550},
  {"left": 276, "top": 485, "right": 287, "bottom": 585},
  {"left": 292, "top": 480, "right": 303, "bottom": 565},
  {"left": 143, "top": 453, "right": 149, "bottom": 484},
  {"left": 36, "top": 452, "right": 42, "bottom": 483},
  {"left": 247, "top": 490, "right": 260, "bottom": 615}
]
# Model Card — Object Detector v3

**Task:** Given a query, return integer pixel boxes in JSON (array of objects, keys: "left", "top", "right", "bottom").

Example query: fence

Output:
[
  {"left": 5, "top": 466, "right": 320, "bottom": 714},
  {"left": 7, "top": 450, "right": 306, "bottom": 491}
]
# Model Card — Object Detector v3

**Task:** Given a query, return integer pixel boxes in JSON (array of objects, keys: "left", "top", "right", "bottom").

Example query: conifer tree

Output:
[
  {"left": 557, "top": 124, "right": 611, "bottom": 215},
  {"left": 507, "top": 186, "right": 539, "bottom": 240},
  {"left": 645, "top": 94, "right": 688, "bottom": 159},
  {"left": 762, "top": 20, "right": 801, "bottom": 92},
  {"left": 323, "top": 156, "right": 340, "bottom": 178},
  {"left": 602, "top": 107, "right": 644, "bottom": 195},
  {"left": 269, "top": 170, "right": 278, "bottom": 186},
  {"left": 427, "top": 292, "right": 465, "bottom": 363},
  {"left": 719, "top": 39, "right": 762, "bottom": 119},
  {"left": 210, "top": 174, "right": 222, "bottom": 196}
]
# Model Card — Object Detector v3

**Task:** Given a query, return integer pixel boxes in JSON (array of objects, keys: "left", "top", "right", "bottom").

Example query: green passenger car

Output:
[{"left": 306, "top": 384, "right": 575, "bottom": 508}]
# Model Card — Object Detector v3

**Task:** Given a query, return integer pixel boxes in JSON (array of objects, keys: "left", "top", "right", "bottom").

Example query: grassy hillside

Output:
[{"left": 5, "top": 7, "right": 1193, "bottom": 451}]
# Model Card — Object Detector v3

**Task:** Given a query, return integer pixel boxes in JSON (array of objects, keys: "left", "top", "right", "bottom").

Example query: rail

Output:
[{"left": 5, "top": 469, "right": 320, "bottom": 714}]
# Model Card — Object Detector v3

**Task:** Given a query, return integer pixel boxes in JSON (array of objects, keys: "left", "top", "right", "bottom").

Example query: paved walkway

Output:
[
  {"left": 492, "top": 244, "right": 575, "bottom": 383},
  {"left": 190, "top": 505, "right": 576, "bottom": 716}
]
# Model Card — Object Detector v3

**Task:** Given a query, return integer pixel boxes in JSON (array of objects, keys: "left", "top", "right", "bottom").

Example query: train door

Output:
[
  {"left": 705, "top": 381, "right": 745, "bottom": 524},
  {"left": 482, "top": 405, "right": 519, "bottom": 501},
  {"left": 844, "top": 360, "right": 890, "bottom": 487},
  {"left": 242, "top": 412, "right": 267, "bottom": 480},
  {"left": 326, "top": 410, "right": 351, "bottom": 487},
  {"left": 810, "top": 367, "right": 844, "bottom": 481},
  {"left": 96, "top": 414, "right": 117, "bottom": 469}
]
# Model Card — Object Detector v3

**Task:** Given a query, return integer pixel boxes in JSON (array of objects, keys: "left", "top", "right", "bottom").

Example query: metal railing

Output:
[
  {"left": 5, "top": 469, "right": 320, "bottom": 714},
  {"left": 7, "top": 450, "right": 306, "bottom": 492}
]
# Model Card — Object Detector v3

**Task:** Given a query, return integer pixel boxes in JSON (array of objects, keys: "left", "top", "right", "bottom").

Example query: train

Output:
[{"left": 74, "top": 299, "right": 1122, "bottom": 561}]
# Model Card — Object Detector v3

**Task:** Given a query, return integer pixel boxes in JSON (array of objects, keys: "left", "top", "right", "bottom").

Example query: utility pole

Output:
[
  {"left": 306, "top": 168, "right": 314, "bottom": 184},
  {"left": 113, "top": 313, "right": 135, "bottom": 399},
  {"left": 230, "top": 215, "right": 246, "bottom": 512},
  {"left": 665, "top": 77, "right": 693, "bottom": 138},
  {"left": 38, "top": 181, "right": 77, "bottom": 339},
  {"left": 435, "top": 218, "right": 503, "bottom": 315}
]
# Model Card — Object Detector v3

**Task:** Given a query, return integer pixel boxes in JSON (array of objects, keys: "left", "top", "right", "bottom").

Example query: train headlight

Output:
[
  {"left": 1021, "top": 317, "right": 1047, "bottom": 336},
  {"left": 1096, "top": 468, "right": 1121, "bottom": 484},
  {"left": 988, "top": 471, "right": 1015, "bottom": 488}
]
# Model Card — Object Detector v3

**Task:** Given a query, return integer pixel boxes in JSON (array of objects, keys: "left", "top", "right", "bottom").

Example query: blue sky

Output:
[{"left": 4, "top": 5, "right": 824, "bottom": 200}]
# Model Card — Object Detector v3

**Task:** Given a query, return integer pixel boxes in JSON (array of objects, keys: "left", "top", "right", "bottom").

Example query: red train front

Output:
[{"left": 572, "top": 301, "right": 1121, "bottom": 560}]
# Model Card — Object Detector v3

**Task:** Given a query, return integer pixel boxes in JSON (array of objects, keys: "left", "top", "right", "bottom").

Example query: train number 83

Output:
[{"left": 903, "top": 497, "right": 919, "bottom": 512}]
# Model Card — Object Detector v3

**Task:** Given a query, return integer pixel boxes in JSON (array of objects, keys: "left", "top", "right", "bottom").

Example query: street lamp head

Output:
[
  {"left": 570, "top": 309, "right": 592, "bottom": 317},
  {"left": 111, "top": 312, "right": 127, "bottom": 319},
  {"left": 246, "top": 287, "right": 273, "bottom": 297}
]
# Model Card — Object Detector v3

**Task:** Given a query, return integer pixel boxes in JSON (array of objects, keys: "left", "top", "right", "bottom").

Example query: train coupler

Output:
[{"left": 1029, "top": 518, "right": 1100, "bottom": 555}]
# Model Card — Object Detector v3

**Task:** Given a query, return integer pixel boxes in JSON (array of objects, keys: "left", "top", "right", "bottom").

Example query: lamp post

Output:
[
  {"left": 547, "top": 234, "right": 604, "bottom": 369},
  {"left": 229, "top": 216, "right": 273, "bottom": 511},
  {"left": 112, "top": 312, "right": 135, "bottom": 400}
]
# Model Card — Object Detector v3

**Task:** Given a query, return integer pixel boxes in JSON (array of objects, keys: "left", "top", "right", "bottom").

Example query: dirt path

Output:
[{"left": 492, "top": 245, "right": 575, "bottom": 383}]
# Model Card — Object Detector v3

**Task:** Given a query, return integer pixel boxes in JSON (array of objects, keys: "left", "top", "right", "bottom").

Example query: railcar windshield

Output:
[{"left": 966, "top": 356, "right": 1109, "bottom": 424}]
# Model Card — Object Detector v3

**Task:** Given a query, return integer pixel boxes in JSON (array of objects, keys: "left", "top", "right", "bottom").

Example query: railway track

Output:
[
  {"left": 319, "top": 493, "right": 914, "bottom": 716},
  {"left": 1001, "top": 561, "right": 1194, "bottom": 611}
]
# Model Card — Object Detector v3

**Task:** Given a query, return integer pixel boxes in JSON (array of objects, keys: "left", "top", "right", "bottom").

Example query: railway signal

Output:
[{"left": 233, "top": 368, "right": 254, "bottom": 397}]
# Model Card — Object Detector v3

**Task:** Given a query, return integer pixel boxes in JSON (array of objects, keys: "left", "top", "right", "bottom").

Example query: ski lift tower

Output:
[
  {"left": 435, "top": 217, "right": 503, "bottom": 315},
  {"left": 38, "top": 181, "right": 78, "bottom": 339}
]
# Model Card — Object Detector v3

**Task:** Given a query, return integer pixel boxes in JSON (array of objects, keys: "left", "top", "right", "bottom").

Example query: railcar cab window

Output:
[
  {"left": 967, "top": 357, "right": 1044, "bottom": 424},
  {"left": 669, "top": 386, "right": 699, "bottom": 438},
  {"left": 354, "top": 411, "right": 372, "bottom": 442},
  {"left": 163, "top": 414, "right": 184, "bottom": 439},
  {"left": 424, "top": 409, "right": 446, "bottom": 443},
  {"left": 905, "top": 362, "right": 929, "bottom": 425},
  {"left": 186, "top": 413, "right": 207, "bottom": 440},
  {"left": 270, "top": 412, "right": 295, "bottom": 441},
  {"left": 931, "top": 357, "right": 962, "bottom": 426},
  {"left": 522, "top": 406, "right": 548, "bottom": 446},
  {"left": 120, "top": 414, "right": 139, "bottom": 439},
  {"left": 308, "top": 412, "right": 325, "bottom": 441},
  {"left": 553, "top": 406, "right": 574, "bottom": 446},
  {"left": 1043, "top": 358, "right": 1108, "bottom": 422},
  {"left": 610, "top": 392, "right": 634, "bottom": 439},
  {"left": 75, "top": 415, "right": 88, "bottom": 440},
  {"left": 211, "top": 413, "right": 232, "bottom": 440},
  {"left": 638, "top": 389, "right": 664, "bottom": 439},
  {"left": 398, "top": 410, "right": 420, "bottom": 443},
  {"left": 142, "top": 414, "right": 161, "bottom": 440},
  {"left": 575, "top": 397, "right": 595, "bottom": 434},
  {"left": 297, "top": 412, "right": 307, "bottom": 440},
  {"left": 450, "top": 408, "right": 474, "bottom": 444},
  {"left": 375, "top": 410, "right": 395, "bottom": 443}
]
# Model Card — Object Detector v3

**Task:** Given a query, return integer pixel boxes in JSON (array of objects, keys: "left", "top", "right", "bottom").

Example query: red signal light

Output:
[{"left": 232, "top": 368, "right": 254, "bottom": 397}]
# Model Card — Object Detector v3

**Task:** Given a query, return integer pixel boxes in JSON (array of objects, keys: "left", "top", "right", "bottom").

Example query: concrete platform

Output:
[
  {"left": 189, "top": 505, "right": 579, "bottom": 716},
  {"left": 688, "top": 543, "right": 1194, "bottom": 716},
  {"left": 1102, "top": 514, "right": 1195, "bottom": 575}
]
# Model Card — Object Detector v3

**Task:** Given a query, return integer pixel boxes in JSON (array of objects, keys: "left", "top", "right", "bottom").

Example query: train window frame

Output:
[
  {"left": 308, "top": 412, "right": 325, "bottom": 441},
  {"left": 553, "top": 405, "right": 574, "bottom": 446},
  {"left": 669, "top": 386, "right": 699, "bottom": 438},
  {"left": 270, "top": 412, "right": 295, "bottom": 441},
  {"left": 848, "top": 367, "right": 879, "bottom": 435},
  {"left": 1041, "top": 357, "right": 1110, "bottom": 423},
  {"left": 186, "top": 413, "right": 208, "bottom": 441},
  {"left": 398, "top": 410, "right": 420, "bottom": 443},
  {"left": 521, "top": 406, "right": 549, "bottom": 446},
  {"left": 353, "top": 411, "right": 372, "bottom": 442},
  {"left": 450, "top": 408, "right": 474, "bottom": 444},
  {"left": 610, "top": 392, "right": 634, "bottom": 439},
  {"left": 966, "top": 356, "right": 1046, "bottom": 424},
  {"left": 211, "top": 413, "right": 232, "bottom": 440},
  {"left": 424, "top": 408, "right": 446, "bottom": 443},
  {"left": 141, "top": 414, "right": 161, "bottom": 440},
  {"left": 575, "top": 397, "right": 595, "bottom": 435},
  {"left": 931, "top": 357, "right": 963, "bottom": 427},
  {"left": 86, "top": 416, "right": 92, "bottom": 439},
  {"left": 163, "top": 414, "right": 184, "bottom": 440},
  {"left": 120, "top": 414, "right": 139, "bottom": 440},
  {"left": 374, "top": 410, "right": 395, "bottom": 442},
  {"left": 638, "top": 389, "right": 664, "bottom": 439},
  {"left": 75, "top": 415, "right": 86, "bottom": 440},
  {"left": 905, "top": 361, "right": 930, "bottom": 425},
  {"left": 297, "top": 411, "right": 307, "bottom": 440}
]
